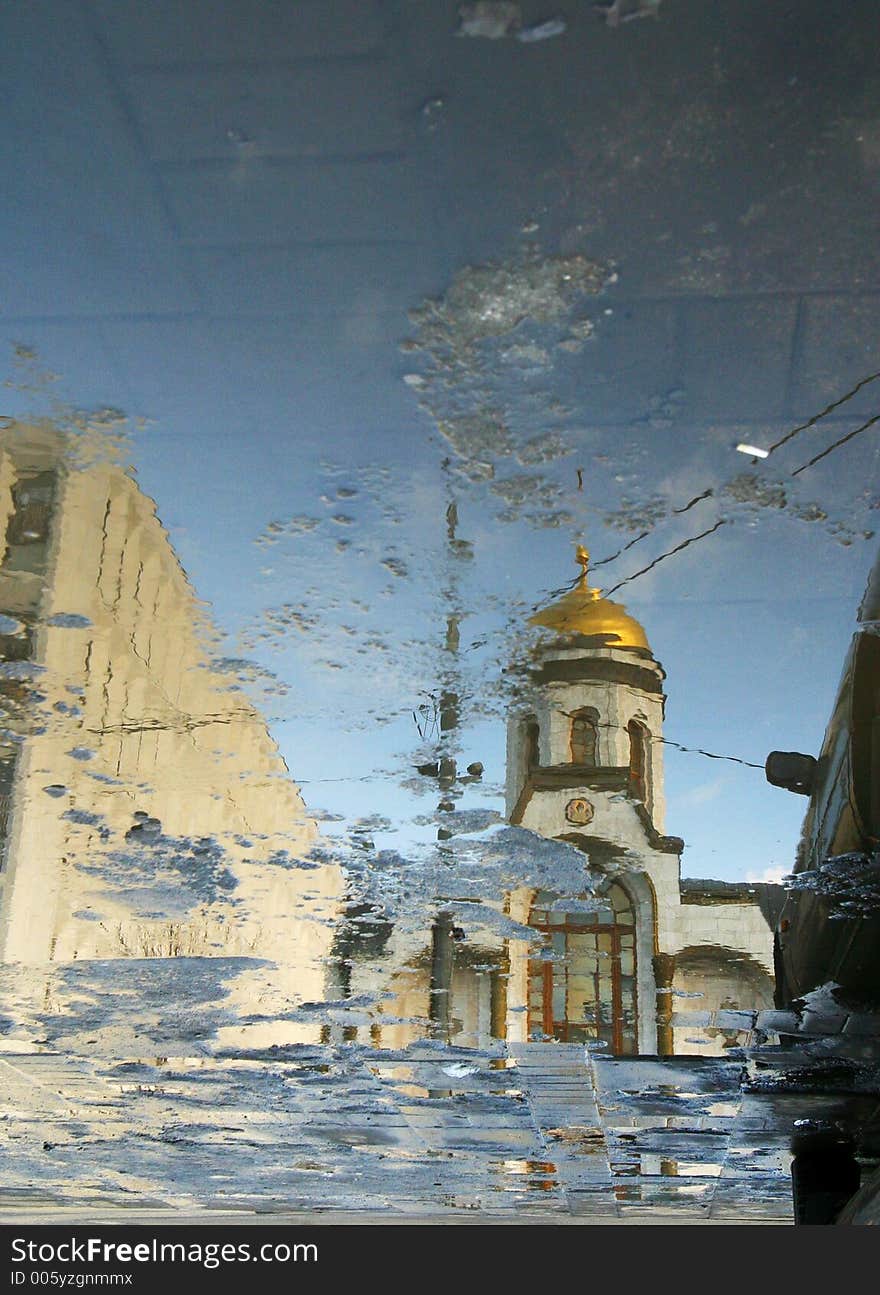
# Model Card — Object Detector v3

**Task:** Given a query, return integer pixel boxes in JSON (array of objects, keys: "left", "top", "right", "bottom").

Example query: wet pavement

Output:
[
  {"left": 0, "top": 1022, "right": 877, "bottom": 1223},
  {"left": 2, "top": 1, "right": 880, "bottom": 1226}
]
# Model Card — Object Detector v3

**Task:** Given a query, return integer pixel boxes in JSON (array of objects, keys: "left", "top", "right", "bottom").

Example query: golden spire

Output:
[
  {"left": 574, "top": 545, "right": 596, "bottom": 592},
  {"left": 529, "top": 545, "right": 650, "bottom": 650}
]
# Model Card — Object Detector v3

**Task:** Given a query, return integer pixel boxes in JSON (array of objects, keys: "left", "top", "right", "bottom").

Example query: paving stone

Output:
[
  {"left": 679, "top": 295, "right": 798, "bottom": 419},
  {"left": 790, "top": 294, "right": 880, "bottom": 417},
  {"left": 161, "top": 157, "right": 429, "bottom": 246},
  {"left": 91, "top": 0, "right": 388, "bottom": 62},
  {"left": 191, "top": 243, "right": 442, "bottom": 319},
  {"left": 129, "top": 63, "right": 405, "bottom": 164},
  {"left": 554, "top": 300, "right": 681, "bottom": 425}
]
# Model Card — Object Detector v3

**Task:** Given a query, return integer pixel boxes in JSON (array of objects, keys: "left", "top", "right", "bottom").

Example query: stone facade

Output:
[{"left": 0, "top": 422, "right": 343, "bottom": 1047}]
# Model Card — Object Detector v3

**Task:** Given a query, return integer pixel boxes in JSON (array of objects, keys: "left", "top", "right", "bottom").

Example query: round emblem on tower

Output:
[{"left": 565, "top": 797, "right": 594, "bottom": 826}]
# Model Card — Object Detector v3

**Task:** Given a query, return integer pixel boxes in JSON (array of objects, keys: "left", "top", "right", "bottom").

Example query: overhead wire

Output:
[
  {"left": 587, "top": 375, "right": 880, "bottom": 594},
  {"left": 790, "top": 411, "right": 880, "bottom": 477},
  {"left": 763, "top": 367, "right": 880, "bottom": 459},
  {"left": 656, "top": 737, "right": 764, "bottom": 770},
  {"left": 602, "top": 520, "right": 726, "bottom": 597}
]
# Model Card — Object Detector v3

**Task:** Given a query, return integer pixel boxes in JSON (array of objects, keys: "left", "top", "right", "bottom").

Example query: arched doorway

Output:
[{"left": 527, "top": 883, "right": 638, "bottom": 1053}]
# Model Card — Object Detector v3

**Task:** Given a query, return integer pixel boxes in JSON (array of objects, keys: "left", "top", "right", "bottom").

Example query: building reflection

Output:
[
  {"left": 0, "top": 419, "right": 779, "bottom": 1059},
  {"left": 368, "top": 547, "right": 778, "bottom": 1056},
  {"left": 0, "top": 420, "right": 343, "bottom": 1048}
]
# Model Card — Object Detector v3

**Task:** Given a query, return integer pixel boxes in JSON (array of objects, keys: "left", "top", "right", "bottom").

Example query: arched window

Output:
[
  {"left": 570, "top": 708, "right": 599, "bottom": 766},
  {"left": 628, "top": 719, "right": 649, "bottom": 803},
  {"left": 525, "top": 717, "right": 540, "bottom": 769},
  {"left": 528, "top": 884, "right": 637, "bottom": 1054}
]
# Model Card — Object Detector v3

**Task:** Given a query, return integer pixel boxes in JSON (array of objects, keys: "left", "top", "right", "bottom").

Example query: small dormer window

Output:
[{"left": 570, "top": 709, "right": 598, "bottom": 766}]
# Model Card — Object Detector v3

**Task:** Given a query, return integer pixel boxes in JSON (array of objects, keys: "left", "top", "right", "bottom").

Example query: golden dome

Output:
[{"left": 529, "top": 546, "right": 650, "bottom": 651}]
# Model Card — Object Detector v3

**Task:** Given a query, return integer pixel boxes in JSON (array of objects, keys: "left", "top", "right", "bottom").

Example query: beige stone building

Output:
[{"left": 0, "top": 421, "right": 343, "bottom": 1047}]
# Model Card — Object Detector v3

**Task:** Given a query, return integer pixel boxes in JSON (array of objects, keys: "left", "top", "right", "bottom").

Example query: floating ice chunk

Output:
[
  {"left": 517, "top": 18, "right": 566, "bottom": 42},
  {"left": 457, "top": 2, "right": 521, "bottom": 39},
  {"left": 597, "top": 0, "right": 662, "bottom": 27}
]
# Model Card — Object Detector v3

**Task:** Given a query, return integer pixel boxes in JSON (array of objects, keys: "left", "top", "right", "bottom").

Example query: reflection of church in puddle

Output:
[
  {"left": 369, "top": 547, "right": 779, "bottom": 1056},
  {"left": 0, "top": 417, "right": 779, "bottom": 1060}
]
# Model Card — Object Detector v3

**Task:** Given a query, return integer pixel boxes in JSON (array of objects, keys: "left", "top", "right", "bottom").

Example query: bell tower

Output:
[
  {"left": 507, "top": 546, "right": 672, "bottom": 842},
  {"left": 505, "top": 546, "right": 685, "bottom": 1054}
]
